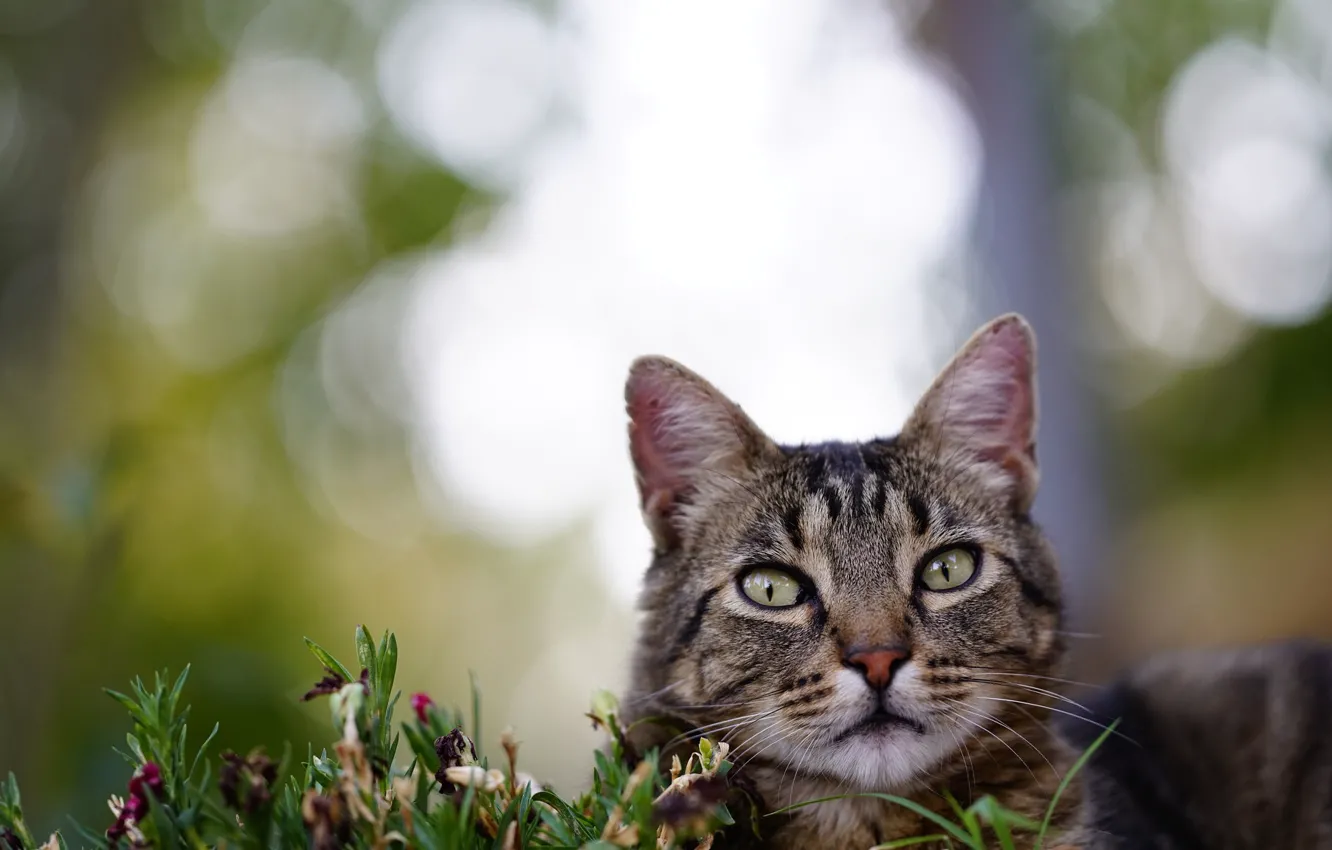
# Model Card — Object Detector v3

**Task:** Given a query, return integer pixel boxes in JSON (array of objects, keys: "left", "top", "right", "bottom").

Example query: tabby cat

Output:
[{"left": 619, "top": 314, "right": 1332, "bottom": 849}]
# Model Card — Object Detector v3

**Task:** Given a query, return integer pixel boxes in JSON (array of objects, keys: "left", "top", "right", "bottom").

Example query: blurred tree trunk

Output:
[
  {"left": 0, "top": 0, "right": 137, "bottom": 802},
  {"left": 924, "top": 1, "right": 1113, "bottom": 636}
]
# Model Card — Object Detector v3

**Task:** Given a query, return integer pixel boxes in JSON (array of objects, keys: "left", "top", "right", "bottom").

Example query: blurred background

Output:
[{"left": 4, "top": 0, "right": 1332, "bottom": 834}]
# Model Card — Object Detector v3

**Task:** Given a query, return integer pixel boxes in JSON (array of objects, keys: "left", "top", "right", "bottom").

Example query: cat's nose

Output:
[{"left": 843, "top": 646, "right": 910, "bottom": 690}]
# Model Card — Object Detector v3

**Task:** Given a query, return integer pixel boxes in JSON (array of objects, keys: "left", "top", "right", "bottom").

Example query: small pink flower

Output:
[
  {"left": 107, "top": 763, "right": 164, "bottom": 845},
  {"left": 410, "top": 692, "right": 435, "bottom": 725},
  {"left": 127, "top": 762, "right": 162, "bottom": 801}
]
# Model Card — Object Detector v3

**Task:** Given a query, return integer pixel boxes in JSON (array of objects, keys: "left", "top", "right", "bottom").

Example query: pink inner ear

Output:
[
  {"left": 951, "top": 319, "right": 1036, "bottom": 462},
  {"left": 627, "top": 365, "right": 726, "bottom": 517},
  {"left": 627, "top": 385, "right": 686, "bottom": 506}
]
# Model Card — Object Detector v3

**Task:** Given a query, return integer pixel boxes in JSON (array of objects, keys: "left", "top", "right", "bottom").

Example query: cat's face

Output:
[{"left": 624, "top": 315, "right": 1064, "bottom": 791}]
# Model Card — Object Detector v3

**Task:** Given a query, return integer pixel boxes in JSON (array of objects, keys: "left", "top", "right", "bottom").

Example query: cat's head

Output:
[{"left": 623, "top": 314, "right": 1063, "bottom": 791}]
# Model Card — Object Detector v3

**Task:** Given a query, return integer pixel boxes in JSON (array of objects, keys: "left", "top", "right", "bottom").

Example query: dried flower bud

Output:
[
  {"left": 301, "top": 790, "right": 351, "bottom": 850},
  {"left": 433, "top": 728, "right": 477, "bottom": 793},
  {"left": 410, "top": 692, "right": 435, "bottom": 725},
  {"left": 301, "top": 670, "right": 347, "bottom": 702},
  {"left": 587, "top": 689, "right": 619, "bottom": 731},
  {"left": 602, "top": 823, "right": 639, "bottom": 847},
  {"left": 442, "top": 766, "right": 506, "bottom": 793},
  {"left": 512, "top": 772, "right": 544, "bottom": 795},
  {"left": 330, "top": 682, "right": 367, "bottom": 743},
  {"left": 219, "top": 749, "right": 278, "bottom": 814},
  {"left": 653, "top": 775, "right": 729, "bottom": 836}
]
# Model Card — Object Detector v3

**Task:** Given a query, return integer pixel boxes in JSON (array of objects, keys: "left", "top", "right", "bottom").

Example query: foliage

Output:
[
  {"left": 0, "top": 627, "right": 742, "bottom": 850},
  {"left": 0, "top": 627, "right": 1114, "bottom": 850},
  {"left": 768, "top": 720, "right": 1118, "bottom": 850}
]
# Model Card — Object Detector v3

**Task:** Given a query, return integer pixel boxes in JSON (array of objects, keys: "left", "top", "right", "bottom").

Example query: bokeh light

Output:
[
  {"left": 392, "top": 0, "right": 980, "bottom": 602},
  {"left": 5, "top": 0, "right": 1332, "bottom": 834}
]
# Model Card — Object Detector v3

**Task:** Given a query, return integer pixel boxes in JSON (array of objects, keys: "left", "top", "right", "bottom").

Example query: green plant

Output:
[
  {"left": 769, "top": 721, "right": 1119, "bottom": 850},
  {"left": 0, "top": 628, "right": 1113, "bottom": 850},
  {"left": 0, "top": 627, "right": 741, "bottom": 850}
]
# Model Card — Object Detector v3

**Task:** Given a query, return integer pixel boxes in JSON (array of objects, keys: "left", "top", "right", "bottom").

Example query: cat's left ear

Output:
[
  {"left": 626, "top": 357, "right": 780, "bottom": 551},
  {"left": 902, "top": 314, "right": 1039, "bottom": 510}
]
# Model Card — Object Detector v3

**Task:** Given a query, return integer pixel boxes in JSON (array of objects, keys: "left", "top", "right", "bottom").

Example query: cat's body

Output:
[
  {"left": 618, "top": 315, "right": 1332, "bottom": 849},
  {"left": 1069, "top": 641, "right": 1332, "bottom": 849}
]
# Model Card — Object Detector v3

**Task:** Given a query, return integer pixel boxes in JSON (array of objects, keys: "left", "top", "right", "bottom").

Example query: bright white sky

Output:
[
  {"left": 376, "top": 0, "right": 980, "bottom": 602},
  {"left": 88, "top": 0, "right": 1332, "bottom": 585},
  {"left": 71, "top": 0, "right": 1332, "bottom": 794}
]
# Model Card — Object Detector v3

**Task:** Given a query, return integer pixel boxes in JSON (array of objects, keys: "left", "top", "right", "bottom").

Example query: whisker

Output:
[
  {"left": 961, "top": 668, "right": 1103, "bottom": 691},
  {"left": 937, "top": 714, "right": 975, "bottom": 801},
  {"left": 1007, "top": 700, "right": 1047, "bottom": 730},
  {"left": 946, "top": 700, "right": 1056, "bottom": 776},
  {"left": 937, "top": 705, "right": 1036, "bottom": 783},
  {"left": 661, "top": 708, "right": 781, "bottom": 751},
  {"left": 731, "top": 719, "right": 795, "bottom": 772},
  {"left": 966, "top": 678, "right": 1095, "bottom": 714},
  {"left": 780, "top": 727, "right": 822, "bottom": 808},
  {"left": 621, "top": 679, "right": 684, "bottom": 707},
  {"left": 662, "top": 683, "right": 794, "bottom": 713},
  {"left": 665, "top": 696, "right": 781, "bottom": 712},
  {"left": 975, "top": 696, "right": 1139, "bottom": 746}
]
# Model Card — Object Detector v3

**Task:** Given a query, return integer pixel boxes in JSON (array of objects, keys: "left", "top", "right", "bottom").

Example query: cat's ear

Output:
[
  {"left": 626, "top": 357, "right": 779, "bottom": 551},
  {"left": 902, "top": 314, "right": 1039, "bottom": 510}
]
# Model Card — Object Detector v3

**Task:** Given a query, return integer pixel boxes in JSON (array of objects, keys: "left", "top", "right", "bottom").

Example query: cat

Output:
[{"left": 618, "top": 314, "right": 1332, "bottom": 849}]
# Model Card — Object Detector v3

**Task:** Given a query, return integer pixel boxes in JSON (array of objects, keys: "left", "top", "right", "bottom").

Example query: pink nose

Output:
[{"left": 843, "top": 646, "right": 910, "bottom": 689}]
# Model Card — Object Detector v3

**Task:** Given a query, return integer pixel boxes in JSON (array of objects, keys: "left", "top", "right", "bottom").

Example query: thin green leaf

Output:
[
  {"left": 943, "top": 791, "right": 967, "bottom": 825},
  {"left": 143, "top": 795, "right": 179, "bottom": 849},
  {"left": 872, "top": 836, "right": 954, "bottom": 849},
  {"left": 379, "top": 633, "right": 399, "bottom": 708},
  {"left": 303, "top": 637, "right": 355, "bottom": 683},
  {"left": 966, "top": 795, "right": 1032, "bottom": 850},
  {"left": 954, "top": 801, "right": 982, "bottom": 844},
  {"left": 188, "top": 722, "right": 220, "bottom": 782},
  {"left": 385, "top": 690, "right": 401, "bottom": 730},
  {"left": 532, "top": 791, "right": 599, "bottom": 843},
  {"left": 66, "top": 815, "right": 108, "bottom": 849},
  {"left": 125, "top": 733, "right": 146, "bottom": 764},
  {"left": 103, "top": 689, "right": 149, "bottom": 726},
  {"left": 166, "top": 665, "right": 191, "bottom": 718},
  {"left": 354, "top": 624, "right": 377, "bottom": 679},
  {"left": 1036, "top": 718, "right": 1120, "bottom": 850},
  {"left": 771, "top": 794, "right": 975, "bottom": 847}
]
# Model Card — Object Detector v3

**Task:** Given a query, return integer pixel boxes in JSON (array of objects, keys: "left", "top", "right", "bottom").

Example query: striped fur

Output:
[
  {"left": 619, "top": 315, "right": 1332, "bottom": 849},
  {"left": 622, "top": 317, "right": 1080, "bottom": 848}
]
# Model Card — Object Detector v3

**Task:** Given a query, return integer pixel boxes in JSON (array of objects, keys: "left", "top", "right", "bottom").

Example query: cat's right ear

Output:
[
  {"left": 901, "top": 314, "right": 1040, "bottom": 511},
  {"left": 626, "top": 357, "right": 778, "bottom": 552}
]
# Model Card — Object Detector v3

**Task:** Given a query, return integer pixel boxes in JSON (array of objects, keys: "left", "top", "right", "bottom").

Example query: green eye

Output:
[
  {"left": 919, "top": 549, "right": 977, "bottom": 591},
  {"left": 740, "top": 567, "right": 804, "bottom": 608}
]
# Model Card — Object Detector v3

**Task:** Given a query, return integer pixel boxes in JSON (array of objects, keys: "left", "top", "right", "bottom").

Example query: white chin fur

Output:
[
  {"left": 819, "top": 726, "right": 957, "bottom": 790},
  {"left": 802, "top": 665, "right": 957, "bottom": 790}
]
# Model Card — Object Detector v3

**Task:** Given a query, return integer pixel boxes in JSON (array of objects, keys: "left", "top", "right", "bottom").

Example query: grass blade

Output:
[
  {"left": 303, "top": 638, "right": 354, "bottom": 683},
  {"left": 354, "top": 624, "right": 377, "bottom": 679},
  {"left": 770, "top": 793, "right": 976, "bottom": 847},
  {"left": 873, "top": 836, "right": 954, "bottom": 849},
  {"left": 1035, "top": 717, "right": 1120, "bottom": 849}
]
